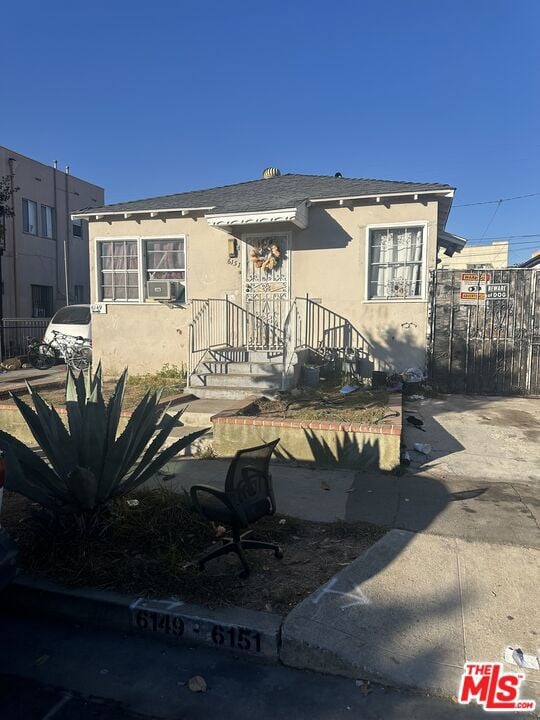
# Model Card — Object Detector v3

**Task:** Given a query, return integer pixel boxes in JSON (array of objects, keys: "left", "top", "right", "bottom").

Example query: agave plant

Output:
[{"left": 0, "top": 365, "right": 207, "bottom": 516}]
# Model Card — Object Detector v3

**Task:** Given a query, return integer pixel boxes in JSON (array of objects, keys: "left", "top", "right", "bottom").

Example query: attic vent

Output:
[{"left": 262, "top": 167, "right": 281, "bottom": 179}]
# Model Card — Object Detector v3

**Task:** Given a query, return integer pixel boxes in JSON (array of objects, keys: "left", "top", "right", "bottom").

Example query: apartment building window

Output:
[
  {"left": 31, "top": 285, "right": 53, "bottom": 318},
  {"left": 367, "top": 225, "right": 425, "bottom": 300},
  {"left": 41, "top": 205, "right": 55, "bottom": 239},
  {"left": 73, "top": 219, "right": 83, "bottom": 237},
  {"left": 99, "top": 240, "right": 139, "bottom": 301},
  {"left": 74, "top": 284, "right": 85, "bottom": 303},
  {"left": 22, "top": 199, "right": 38, "bottom": 235}
]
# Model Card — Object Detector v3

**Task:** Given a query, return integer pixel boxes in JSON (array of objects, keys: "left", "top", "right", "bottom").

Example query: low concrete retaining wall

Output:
[
  {"left": 212, "top": 395, "right": 402, "bottom": 471},
  {"left": 0, "top": 392, "right": 192, "bottom": 445}
]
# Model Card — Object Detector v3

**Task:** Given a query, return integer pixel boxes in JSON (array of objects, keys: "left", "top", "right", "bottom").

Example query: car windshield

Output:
[{"left": 51, "top": 306, "right": 90, "bottom": 325}]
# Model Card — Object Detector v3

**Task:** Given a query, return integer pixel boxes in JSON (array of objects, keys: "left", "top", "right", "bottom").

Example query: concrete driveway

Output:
[{"left": 406, "top": 394, "right": 540, "bottom": 485}]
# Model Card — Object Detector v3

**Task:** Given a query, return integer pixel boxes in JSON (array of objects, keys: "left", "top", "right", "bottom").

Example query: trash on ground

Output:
[
  {"left": 278, "top": 518, "right": 287, "bottom": 525},
  {"left": 321, "top": 480, "right": 331, "bottom": 491},
  {"left": 400, "top": 450, "right": 411, "bottom": 465},
  {"left": 408, "top": 394, "right": 425, "bottom": 401},
  {"left": 188, "top": 675, "right": 208, "bottom": 693},
  {"left": 504, "top": 646, "right": 540, "bottom": 670},
  {"left": 406, "top": 416, "right": 425, "bottom": 431},
  {"left": 401, "top": 368, "right": 425, "bottom": 383},
  {"left": 340, "top": 384, "right": 360, "bottom": 395},
  {"left": 126, "top": 499, "right": 140, "bottom": 507},
  {"left": 413, "top": 443, "right": 431, "bottom": 455}
]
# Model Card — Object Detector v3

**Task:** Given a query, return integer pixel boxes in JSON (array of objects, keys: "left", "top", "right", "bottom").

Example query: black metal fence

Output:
[
  {"left": 0, "top": 318, "right": 50, "bottom": 361},
  {"left": 429, "top": 269, "right": 540, "bottom": 395}
]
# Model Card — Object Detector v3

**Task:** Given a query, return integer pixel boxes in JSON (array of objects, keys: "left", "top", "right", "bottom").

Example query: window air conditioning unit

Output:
[{"left": 146, "top": 280, "right": 185, "bottom": 303}]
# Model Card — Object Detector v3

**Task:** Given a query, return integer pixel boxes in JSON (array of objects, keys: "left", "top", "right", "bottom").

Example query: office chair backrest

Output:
[{"left": 225, "top": 439, "right": 279, "bottom": 507}]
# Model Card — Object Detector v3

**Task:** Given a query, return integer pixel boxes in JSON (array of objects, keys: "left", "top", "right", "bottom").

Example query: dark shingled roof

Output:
[{"left": 76, "top": 173, "right": 454, "bottom": 216}]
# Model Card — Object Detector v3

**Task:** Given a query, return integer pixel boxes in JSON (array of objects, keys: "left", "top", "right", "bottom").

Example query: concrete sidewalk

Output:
[
  {"left": 281, "top": 530, "right": 540, "bottom": 701},
  {"left": 154, "top": 457, "right": 540, "bottom": 548}
]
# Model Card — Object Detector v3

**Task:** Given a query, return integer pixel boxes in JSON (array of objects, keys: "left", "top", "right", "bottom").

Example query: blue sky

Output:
[{"left": 2, "top": 0, "right": 539, "bottom": 263}]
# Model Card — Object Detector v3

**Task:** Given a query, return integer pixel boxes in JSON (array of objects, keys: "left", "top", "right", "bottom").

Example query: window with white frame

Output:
[
  {"left": 368, "top": 225, "right": 424, "bottom": 300},
  {"left": 144, "top": 238, "right": 186, "bottom": 302},
  {"left": 41, "top": 205, "right": 55, "bottom": 239},
  {"left": 22, "top": 199, "right": 38, "bottom": 235},
  {"left": 98, "top": 240, "right": 139, "bottom": 301}
]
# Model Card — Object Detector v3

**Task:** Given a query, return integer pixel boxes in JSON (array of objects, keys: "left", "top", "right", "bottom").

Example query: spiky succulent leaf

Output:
[{"left": 116, "top": 427, "right": 209, "bottom": 495}]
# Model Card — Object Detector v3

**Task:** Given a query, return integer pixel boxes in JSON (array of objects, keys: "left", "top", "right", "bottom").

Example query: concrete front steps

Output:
[{"left": 188, "top": 348, "right": 299, "bottom": 400}]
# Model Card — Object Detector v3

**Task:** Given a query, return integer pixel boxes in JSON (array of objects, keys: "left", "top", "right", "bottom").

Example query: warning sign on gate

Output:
[{"left": 460, "top": 272, "right": 491, "bottom": 305}]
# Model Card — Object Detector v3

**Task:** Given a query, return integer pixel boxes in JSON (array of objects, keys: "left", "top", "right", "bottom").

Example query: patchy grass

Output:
[
  {"left": 1, "top": 488, "right": 385, "bottom": 614},
  {"left": 6, "top": 364, "right": 187, "bottom": 411},
  {"left": 245, "top": 380, "right": 389, "bottom": 425}
]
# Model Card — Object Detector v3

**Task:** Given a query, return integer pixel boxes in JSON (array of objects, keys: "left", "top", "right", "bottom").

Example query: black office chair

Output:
[{"left": 190, "top": 439, "right": 282, "bottom": 578}]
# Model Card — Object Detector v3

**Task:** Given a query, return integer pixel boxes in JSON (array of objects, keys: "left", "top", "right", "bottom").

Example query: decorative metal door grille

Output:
[{"left": 242, "top": 232, "right": 291, "bottom": 350}]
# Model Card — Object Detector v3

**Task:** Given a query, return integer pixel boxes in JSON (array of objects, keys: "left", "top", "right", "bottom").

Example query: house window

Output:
[
  {"left": 31, "top": 285, "right": 53, "bottom": 318},
  {"left": 74, "top": 284, "right": 85, "bottom": 303},
  {"left": 22, "top": 199, "right": 38, "bottom": 235},
  {"left": 145, "top": 238, "right": 186, "bottom": 302},
  {"left": 99, "top": 240, "right": 139, "bottom": 301},
  {"left": 73, "top": 219, "right": 83, "bottom": 237},
  {"left": 368, "top": 225, "right": 424, "bottom": 300},
  {"left": 41, "top": 205, "right": 55, "bottom": 239}
]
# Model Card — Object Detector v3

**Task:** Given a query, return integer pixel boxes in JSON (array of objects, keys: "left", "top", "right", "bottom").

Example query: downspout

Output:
[
  {"left": 7, "top": 158, "right": 18, "bottom": 317},
  {"left": 53, "top": 160, "right": 60, "bottom": 304},
  {"left": 63, "top": 166, "right": 70, "bottom": 305}
]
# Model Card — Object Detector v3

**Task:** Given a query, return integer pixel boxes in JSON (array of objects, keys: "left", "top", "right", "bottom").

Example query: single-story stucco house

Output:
[{"left": 73, "top": 169, "right": 465, "bottom": 397}]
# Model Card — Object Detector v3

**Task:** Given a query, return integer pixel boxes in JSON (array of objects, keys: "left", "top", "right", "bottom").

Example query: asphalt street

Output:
[{"left": 0, "top": 613, "right": 515, "bottom": 720}]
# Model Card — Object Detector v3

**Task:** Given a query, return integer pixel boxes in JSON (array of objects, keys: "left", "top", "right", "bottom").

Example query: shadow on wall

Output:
[
  {"left": 275, "top": 430, "right": 383, "bottom": 470},
  {"left": 362, "top": 325, "right": 427, "bottom": 373},
  {"left": 293, "top": 208, "right": 353, "bottom": 251}
]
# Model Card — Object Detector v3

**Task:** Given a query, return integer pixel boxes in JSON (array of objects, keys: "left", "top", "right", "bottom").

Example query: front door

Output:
[{"left": 242, "top": 232, "right": 291, "bottom": 350}]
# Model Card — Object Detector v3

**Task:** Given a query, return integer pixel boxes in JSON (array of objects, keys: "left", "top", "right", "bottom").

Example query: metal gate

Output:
[
  {"left": 429, "top": 268, "right": 540, "bottom": 395},
  {"left": 242, "top": 232, "right": 291, "bottom": 350}
]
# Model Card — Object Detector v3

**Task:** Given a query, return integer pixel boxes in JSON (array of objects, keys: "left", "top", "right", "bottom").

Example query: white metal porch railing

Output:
[{"left": 188, "top": 296, "right": 391, "bottom": 383}]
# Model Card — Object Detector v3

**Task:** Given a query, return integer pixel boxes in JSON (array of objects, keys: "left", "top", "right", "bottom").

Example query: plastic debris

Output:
[
  {"left": 340, "top": 384, "right": 359, "bottom": 395},
  {"left": 401, "top": 368, "right": 425, "bottom": 383},
  {"left": 406, "top": 416, "right": 425, "bottom": 431},
  {"left": 408, "top": 394, "right": 425, "bottom": 401},
  {"left": 504, "top": 647, "right": 540, "bottom": 670},
  {"left": 188, "top": 676, "right": 208, "bottom": 693},
  {"left": 126, "top": 499, "right": 140, "bottom": 507},
  {"left": 413, "top": 443, "right": 431, "bottom": 455},
  {"left": 278, "top": 518, "right": 287, "bottom": 525}
]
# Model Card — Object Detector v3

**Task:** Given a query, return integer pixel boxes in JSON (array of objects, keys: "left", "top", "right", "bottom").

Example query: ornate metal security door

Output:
[{"left": 242, "top": 232, "right": 291, "bottom": 350}]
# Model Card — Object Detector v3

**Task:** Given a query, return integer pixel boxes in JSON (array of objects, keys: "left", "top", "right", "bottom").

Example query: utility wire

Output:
[
  {"left": 454, "top": 191, "right": 540, "bottom": 207},
  {"left": 480, "top": 200, "right": 502, "bottom": 240}
]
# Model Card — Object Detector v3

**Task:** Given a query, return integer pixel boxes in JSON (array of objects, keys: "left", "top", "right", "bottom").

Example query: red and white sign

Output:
[
  {"left": 460, "top": 272, "right": 492, "bottom": 305},
  {"left": 458, "top": 662, "right": 536, "bottom": 712}
]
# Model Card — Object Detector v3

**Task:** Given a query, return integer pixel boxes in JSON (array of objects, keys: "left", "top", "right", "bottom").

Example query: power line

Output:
[
  {"left": 454, "top": 191, "right": 540, "bottom": 207},
  {"left": 465, "top": 234, "right": 540, "bottom": 242}
]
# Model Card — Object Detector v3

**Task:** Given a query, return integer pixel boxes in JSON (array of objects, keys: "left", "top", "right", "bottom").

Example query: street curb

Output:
[{"left": 0, "top": 575, "right": 283, "bottom": 662}]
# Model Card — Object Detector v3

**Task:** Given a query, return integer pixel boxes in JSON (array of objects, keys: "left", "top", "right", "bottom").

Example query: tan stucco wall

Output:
[
  {"left": 89, "top": 216, "right": 242, "bottom": 375},
  {"left": 88, "top": 198, "right": 439, "bottom": 375}
]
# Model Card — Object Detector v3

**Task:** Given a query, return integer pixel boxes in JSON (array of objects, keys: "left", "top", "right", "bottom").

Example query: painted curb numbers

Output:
[{"left": 130, "top": 598, "right": 263, "bottom": 654}]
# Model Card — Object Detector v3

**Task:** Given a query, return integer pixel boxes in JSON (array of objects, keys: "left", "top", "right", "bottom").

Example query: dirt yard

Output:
[
  {"left": 1, "top": 489, "right": 385, "bottom": 614},
  {"left": 244, "top": 380, "right": 390, "bottom": 425}
]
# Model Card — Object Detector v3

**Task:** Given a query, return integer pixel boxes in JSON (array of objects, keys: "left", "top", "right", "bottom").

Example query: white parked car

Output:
[{"left": 43, "top": 304, "right": 92, "bottom": 347}]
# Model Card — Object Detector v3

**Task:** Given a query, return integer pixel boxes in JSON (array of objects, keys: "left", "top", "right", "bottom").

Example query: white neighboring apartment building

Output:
[
  {"left": 0, "top": 146, "right": 104, "bottom": 319},
  {"left": 438, "top": 240, "right": 509, "bottom": 270}
]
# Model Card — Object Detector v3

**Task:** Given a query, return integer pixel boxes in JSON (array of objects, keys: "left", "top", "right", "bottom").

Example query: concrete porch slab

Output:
[{"left": 170, "top": 397, "right": 257, "bottom": 426}]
